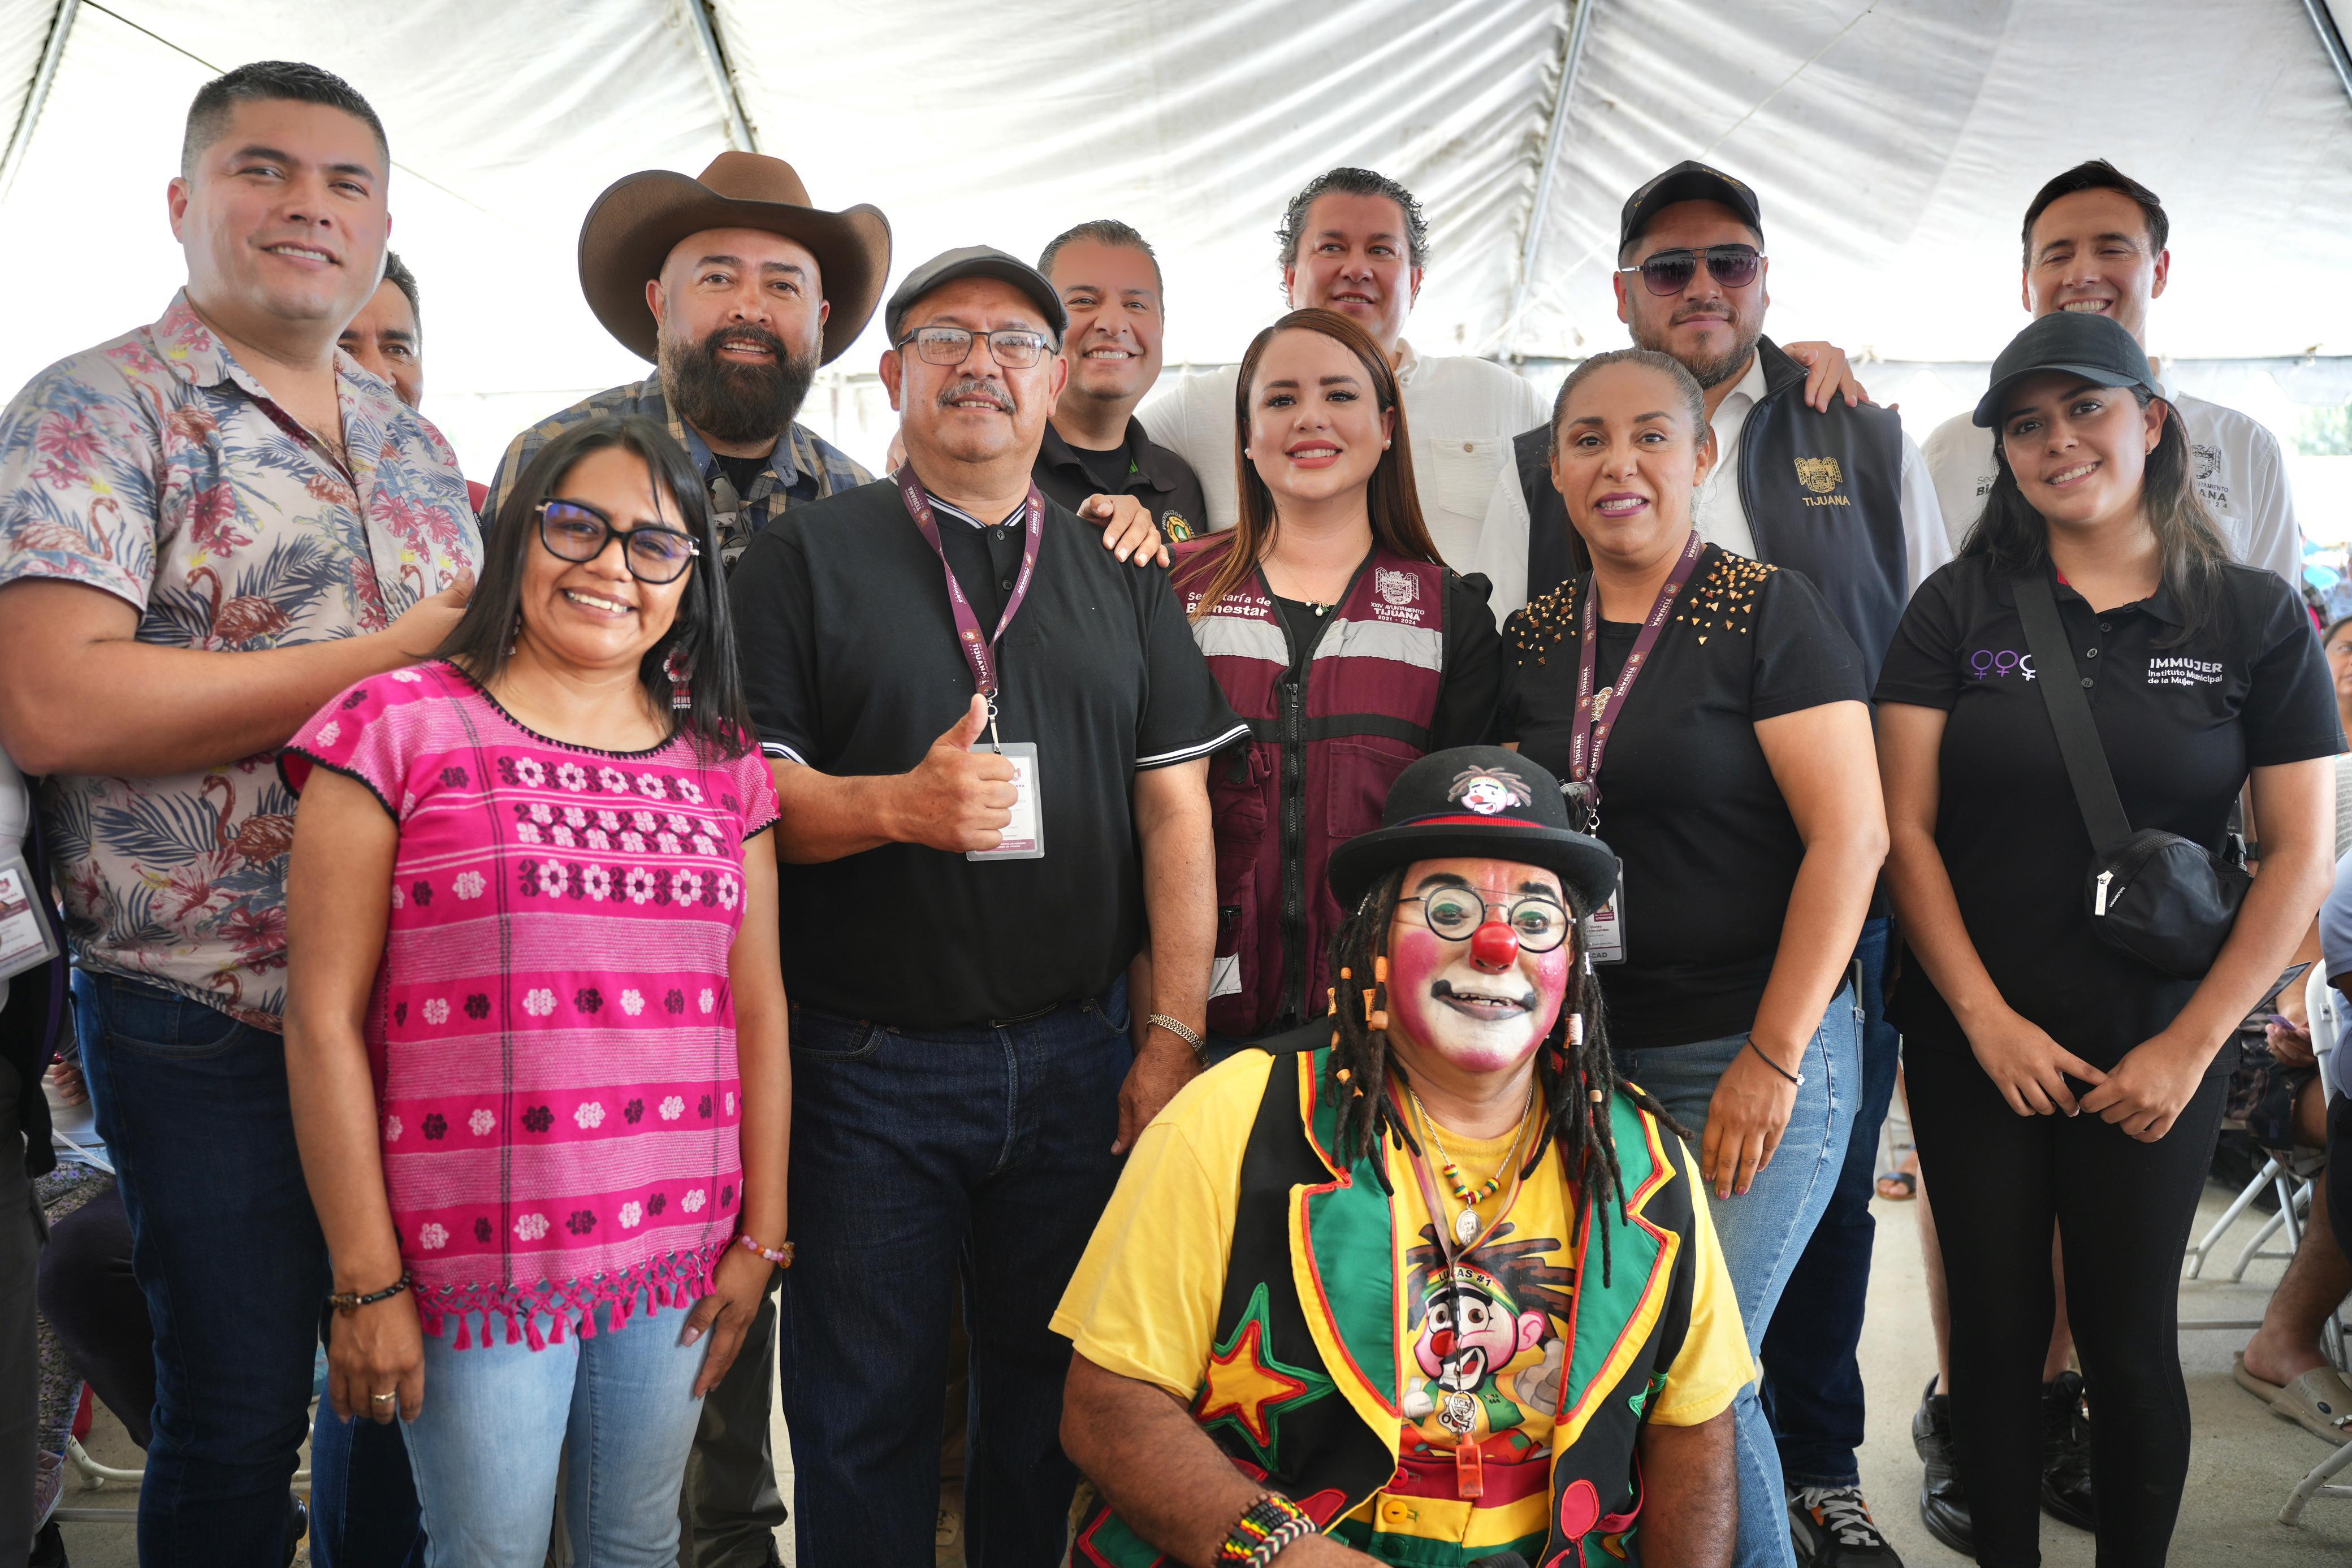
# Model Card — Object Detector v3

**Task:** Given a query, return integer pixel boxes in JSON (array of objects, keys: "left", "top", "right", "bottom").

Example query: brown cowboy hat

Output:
[{"left": 577, "top": 151, "right": 891, "bottom": 366}]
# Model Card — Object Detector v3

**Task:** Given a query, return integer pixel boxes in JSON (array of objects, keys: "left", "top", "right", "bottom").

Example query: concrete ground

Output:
[{"left": 52, "top": 1183, "right": 2352, "bottom": 1566}]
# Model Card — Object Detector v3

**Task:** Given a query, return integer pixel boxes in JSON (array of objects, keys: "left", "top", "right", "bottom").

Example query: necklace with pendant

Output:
[{"left": 1408, "top": 1083, "right": 1537, "bottom": 1245}]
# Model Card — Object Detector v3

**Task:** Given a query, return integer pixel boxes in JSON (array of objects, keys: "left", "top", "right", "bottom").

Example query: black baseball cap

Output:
[
  {"left": 1327, "top": 746, "right": 1619, "bottom": 913},
  {"left": 884, "top": 245, "right": 1068, "bottom": 344},
  {"left": 1971, "top": 309, "right": 2159, "bottom": 428},
  {"left": 1619, "top": 161, "right": 1764, "bottom": 255}
]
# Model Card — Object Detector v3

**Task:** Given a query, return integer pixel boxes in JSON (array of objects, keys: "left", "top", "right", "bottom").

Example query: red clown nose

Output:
[{"left": 1469, "top": 920, "right": 1519, "bottom": 973}]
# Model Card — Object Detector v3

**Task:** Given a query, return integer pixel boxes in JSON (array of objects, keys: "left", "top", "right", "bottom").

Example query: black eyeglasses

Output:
[
  {"left": 1616, "top": 244, "right": 1765, "bottom": 297},
  {"left": 896, "top": 326, "right": 1054, "bottom": 369},
  {"left": 533, "top": 500, "right": 700, "bottom": 584},
  {"left": 1399, "top": 890, "right": 1571, "bottom": 952}
]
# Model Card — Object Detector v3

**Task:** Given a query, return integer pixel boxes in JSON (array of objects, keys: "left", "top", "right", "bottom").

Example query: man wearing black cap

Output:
[
  {"left": 1055, "top": 746, "right": 1750, "bottom": 1567},
  {"left": 483, "top": 151, "right": 888, "bottom": 570},
  {"left": 728, "top": 245, "right": 1244, "bottom": 1567}
]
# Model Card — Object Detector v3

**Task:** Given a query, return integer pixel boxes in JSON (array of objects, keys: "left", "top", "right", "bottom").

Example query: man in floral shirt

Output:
[{"left": 0, "top": 61, "right": 475, "bottom": 1566}]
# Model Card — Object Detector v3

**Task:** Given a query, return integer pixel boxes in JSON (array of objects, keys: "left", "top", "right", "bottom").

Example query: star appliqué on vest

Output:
[{"left": 1194, "top": 1281, "right": 1334, "bottom": 1465}]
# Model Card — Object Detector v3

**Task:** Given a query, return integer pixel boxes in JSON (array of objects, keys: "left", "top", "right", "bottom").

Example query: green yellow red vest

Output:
[{"left": 1069, "top": 1035, "right": 1709, "bottom": 1568}]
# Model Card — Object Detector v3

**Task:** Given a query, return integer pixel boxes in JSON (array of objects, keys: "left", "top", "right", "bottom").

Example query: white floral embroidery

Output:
[
  {"left": 524, "top": 988, "right": 555, "bottom": 1017},
  {"left": 389, "top": 883, "right": 405, "bottom": 909},
  {"left": 619, "top": 831, "right": 646, "bottom": 854},
  {"left": 550, "top": 826, "right": 574, "bottom": 851},
  {"left": 384, "top": 1114, "right": 402, "bottom": 1142},
  {"left": 516, "top": 759, "right": 546, "bottom": 787},
  {"left": 596, "top": 809, "right": 622, "bottom": 830},
  {"left": 391, "top": 669, "right": 423, "bottom": 684},
  {"left": 561, "top": 805, "right": 588, "bottom": 828},
  {"left": 682, "top": 1188, "right": 706, "bottom": 1214},
  {"left": 514, "top": 1212, "right": 549, "bottom": 1241},
  {"left": 574, "top": 1101, "right": 605, "bottom": 1130},
  {"left": 598, "top": 767, "right": 629, "bottom": 793},
  {"left": 529, "top": 802, "right": 555, "bottom": 824},
  {"left": 621, "top": 989, "right": 644, "bottom": 1016},
  {"left": 655, "top": 833, "right": 682, "bottom": 855},
  {"left": 452, "top": 871, "right": 485, "bottom": 900},
  {"left": 624, "top": 868, "right": 656, "bottom": 904},
  {"left": 585, "top": 829, "right": 611, "bottom": 852},
  {"left": 630, "top": 809, "right": 658, "bottom": 833},
  {"left": 556, "top": 763, "right": 587, "bottom": 791},
  {"left": 659, "top": 1095, "right": 684, "bottom": 1121},
  {"left": 671, "top": 870, "right": 703, "bottom": 903},
  {"left": 581, "top": 865, "right": 612, "bottom": 900},
  {"left": 468, "top": 1108, "right": 495, "bottom": 1136},
  {"left": 418, "top": 1222, "right": 448, "bottom": 1250},
  {"left": 539, "top": 863, "right": 569, "bottom": 898},
  {"left": 619, "top": 1201, "right": 643, "bottom": 1229},
  {"left": 699, "top": 988, "right": 715, "bottom": 1015},
  {"left": 716, "top": 873, "right": 741, "bottom": 911},
  {"left": 401, "top": 791, "right": 417, "bottom": 814},
  {"left": 664, "top": 813, "right": 691, "bottom": 835},
  {"left": 516, "top": 821, "right": 542, "bottom": 844},
  {"left": 676, "top": 779, "right": 703, "bottom": 804},
  {"left": 691, "top": 835, "right": 718, "bottom": 858},
  {"left": 635, "top": 774, "right": 668, "bottom": 800},
  {"left": 724, "top": 1090, "right": 736, "bottom": 1115},
  {"left": 422, "top": 997, "right": 449, "bottom": 1025},
  {"left": 315, "top": 720, "right": 341, "bottom": 747}
]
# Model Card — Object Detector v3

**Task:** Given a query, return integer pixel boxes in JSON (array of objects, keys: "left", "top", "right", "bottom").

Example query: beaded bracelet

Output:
[
  {"left": 326, "top": 1272, "right": 410, "bottom": 1315},
  {"left": 1215, "top": 1491, "right": 1315, "bottom": 1566},
  {"left": 735, "top": 1232, "right": 795, "bottom": 1268}
]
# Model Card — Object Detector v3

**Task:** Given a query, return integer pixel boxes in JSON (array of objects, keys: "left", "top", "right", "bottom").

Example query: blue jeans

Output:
[
  {"left": 1760, "top": 919, "right": 1903, "bottom": 1488},
  {"left": 779, "top": 982, "right": 1131, "bottom": 1568},
  {"left": 404, "top": 1298, "right": 708, "bottom": 1568},
  {"left": 1614, "top": 984, "right": 1860, "bottom": 1568},
  {"left": 75, "top": 971, "right": 404, "bottom": 1566}
]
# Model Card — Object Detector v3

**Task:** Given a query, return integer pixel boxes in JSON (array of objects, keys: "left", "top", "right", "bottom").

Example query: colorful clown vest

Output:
[
  {"left": 1172, "top": 538, "right": 1446, "bottom": 1037},
  {"left": 1069, "top": 1037, "right": 1707, "bottom": 1568}
]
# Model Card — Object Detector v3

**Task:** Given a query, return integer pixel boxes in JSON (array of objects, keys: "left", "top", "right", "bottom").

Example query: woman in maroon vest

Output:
[{"left": 1171, "top": 308, "right": 1501, "bottom": 1049}]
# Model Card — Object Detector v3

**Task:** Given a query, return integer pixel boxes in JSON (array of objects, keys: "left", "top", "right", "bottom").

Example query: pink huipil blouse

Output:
[{"left": 282, "top": 662, "right": 779, "bottom": 1350}]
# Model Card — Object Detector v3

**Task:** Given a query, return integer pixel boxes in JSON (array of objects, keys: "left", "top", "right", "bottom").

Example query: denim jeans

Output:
[
  {"left": 1760, "top": 919, "right": 1903, "bottom": 1489},
  {"left": 779, "top": 981, "right": 1131, "bottom": 1568},
  {"left": 1614, "top": 984, "right": 1860, "bottom": 1568},
  {"left": 74, "top": 971, "right": 356, "bottom": 1566},
  {"left": 309, "top": 1356, "right": 426, "bottom": 1566},
  {"left": 403, "top": 1297, "right": 708, "bottom": 1568}
]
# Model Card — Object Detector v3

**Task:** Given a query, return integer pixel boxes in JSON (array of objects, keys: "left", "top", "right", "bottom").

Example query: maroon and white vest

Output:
[{"left": 1173, "top": 535, "right": 1446, "bottom": 1037}]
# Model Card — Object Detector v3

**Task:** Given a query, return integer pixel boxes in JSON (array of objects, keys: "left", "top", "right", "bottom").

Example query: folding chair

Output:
[{"left": 2274, "top": 970, "right": 2352, "bottom": 1527}]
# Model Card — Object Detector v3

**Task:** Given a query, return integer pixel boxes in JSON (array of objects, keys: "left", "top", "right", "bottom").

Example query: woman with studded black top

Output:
[{"left": 1497, "top": 348, "right": 1886, "bottom": 1568}]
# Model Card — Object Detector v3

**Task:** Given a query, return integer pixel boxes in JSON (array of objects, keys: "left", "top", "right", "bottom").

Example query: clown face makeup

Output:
[{"left": 1386, "top": 856, "right": 1572, "bottom": 1080}]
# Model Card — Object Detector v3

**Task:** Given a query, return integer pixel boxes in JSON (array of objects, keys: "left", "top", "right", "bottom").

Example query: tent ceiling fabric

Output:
[{"left": 0, "top": 0, "right": 2345, "bottom": 478}]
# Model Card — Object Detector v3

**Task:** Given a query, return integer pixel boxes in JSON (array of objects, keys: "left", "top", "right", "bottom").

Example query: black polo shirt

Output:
[
  {"left": 1876, "top": 555, "right": 2341, "bottom": 1069},
  {"left": 1499, "top": 544, "right": 1870, "bottom": 1048},
  {"left": 729, "top": 477, "right": 1246, "bottom": 1029},
  {"left": 1033, "top": 418, "right": 1211, "bottom": 545}
]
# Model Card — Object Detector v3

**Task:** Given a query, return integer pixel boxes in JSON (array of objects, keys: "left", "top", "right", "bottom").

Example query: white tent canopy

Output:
[{"left": 2, "top": 0, "right": 2349, "bottom": 481}]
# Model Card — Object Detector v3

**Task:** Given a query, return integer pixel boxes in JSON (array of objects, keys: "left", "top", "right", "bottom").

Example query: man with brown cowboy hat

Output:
[{"left": 483, "top": 151, "right": 888, "bottom": 573}]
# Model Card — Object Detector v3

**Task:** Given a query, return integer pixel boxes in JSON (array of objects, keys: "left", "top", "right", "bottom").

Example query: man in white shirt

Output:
[
  {"left": 1921, "top": 159, "right": 2301, "bottom": 587},
  {"left": 1137, "top": 166, "right": 1545, "bottom": 568}
]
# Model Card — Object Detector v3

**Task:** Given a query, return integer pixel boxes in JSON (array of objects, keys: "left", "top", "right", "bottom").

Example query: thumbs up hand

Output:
[{"left": 898, "top": 694, "right": 1018, "bottom": 852}]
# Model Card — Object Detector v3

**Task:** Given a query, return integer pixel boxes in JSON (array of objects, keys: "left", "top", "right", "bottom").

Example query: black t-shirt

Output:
[
  {"left": 1268, "top": 569, "right": 1503, "bottom": 750},
  {"left": 1499, "top": 543, "right": 1869, "bottom": 1047},
  {"left": 729, "top": 478, "right": 1246, "bottom": 1029},
  {"left": 1875, "top": 555, "right": 2341, "bottom": 1068},
  {"left": 1033, "top": 418, "right": 1212, "bottom": 544}
]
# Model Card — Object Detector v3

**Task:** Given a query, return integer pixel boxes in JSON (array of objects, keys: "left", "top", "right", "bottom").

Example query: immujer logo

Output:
[{"left": 2147, "top": 656, "right": 2223, "bottom": 687}]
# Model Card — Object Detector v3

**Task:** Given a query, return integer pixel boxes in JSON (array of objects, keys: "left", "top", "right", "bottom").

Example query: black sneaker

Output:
[
  {"left": 2040, "top": 1370, "right": 2097, "bottom": 1531},
  {"left": 29, "top": 1519, "right": 70, "bottom": 1568},
  {"left": 1788, "top": 1484, "right": 1905, "bottom": 1565},
  {"left": 1912, "top": 1376, "right": 1975, "bottom": 1556}
]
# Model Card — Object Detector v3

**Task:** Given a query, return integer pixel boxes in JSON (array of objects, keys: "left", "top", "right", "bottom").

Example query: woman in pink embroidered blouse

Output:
[{"left": 281, "top": 416, "right": 788, "bottom": 1566}]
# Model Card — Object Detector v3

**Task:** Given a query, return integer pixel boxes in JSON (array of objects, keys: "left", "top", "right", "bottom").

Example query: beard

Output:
[
  {"left": 1632, "top": 306, "right": 1762, "bottom": 390},
  {"left": 660, "top": 322, "right": 820, "bottom": 446}
]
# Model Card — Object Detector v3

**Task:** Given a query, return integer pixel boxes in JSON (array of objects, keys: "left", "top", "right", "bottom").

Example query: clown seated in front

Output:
[{"left": 1053, "top": 746, "right": 1750, "bottom": 1568}]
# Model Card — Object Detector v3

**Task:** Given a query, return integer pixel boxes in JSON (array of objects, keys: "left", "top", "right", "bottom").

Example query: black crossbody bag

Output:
[{"left": 2012, "top": 570, "right": 2249, "bottom": 978}]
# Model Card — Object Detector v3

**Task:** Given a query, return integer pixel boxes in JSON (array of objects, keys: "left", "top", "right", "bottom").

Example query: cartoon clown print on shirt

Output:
[{"left": 1399, "top": 1225, "right": 1577, "bottom": 1480}]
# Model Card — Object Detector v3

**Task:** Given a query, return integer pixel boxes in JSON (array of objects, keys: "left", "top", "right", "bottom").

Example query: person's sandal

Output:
[
  {"left": 2269, "top": 1366, "right": 2352, "bottom": 1444},
  {"left": 2233, "top": 1350, "right": 2285, "bottom": 1403},
  {"left": 1874, "top": 1170, "right": 1917, "bottom": 1201}
]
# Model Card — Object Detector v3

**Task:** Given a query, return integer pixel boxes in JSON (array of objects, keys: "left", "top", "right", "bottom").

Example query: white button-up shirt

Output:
[{"left": 1138, "top": 339, "right": 1546, "bottom": 571}]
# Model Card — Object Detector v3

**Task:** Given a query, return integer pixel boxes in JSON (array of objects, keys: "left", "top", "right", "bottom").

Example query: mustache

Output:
[
  {"left": 698, "top": 322, "right": 787, "bottom": 362},
  {"left": 936, "top": 376, "right": 1015, "bottom": 413},
  {"left": 1670, "top": 300, "right": 1736, "bottom": 326},
  {"left": 1431, "top": 977, "right": 1537, "bottom": 1009}
]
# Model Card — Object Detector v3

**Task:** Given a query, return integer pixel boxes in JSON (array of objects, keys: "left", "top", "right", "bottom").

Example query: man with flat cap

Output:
[
  {"left": 728, "top": 245, "right": 1244, "bottom": 1566},
  {"left": 485, "top": 151, "right": 888, "bottom": 568}
]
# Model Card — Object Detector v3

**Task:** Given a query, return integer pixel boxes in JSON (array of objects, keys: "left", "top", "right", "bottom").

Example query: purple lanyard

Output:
[
  {"left": 1567, "top": 528, "right": 1704, "bottom": 829},
  {"left": 895, "top": 465, "right": 1044, "bottom": 743}
]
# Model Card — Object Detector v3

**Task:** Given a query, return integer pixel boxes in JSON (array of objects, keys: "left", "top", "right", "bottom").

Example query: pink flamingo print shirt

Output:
[
  {"left": 283, "top": 664, "right": 780, "bottom": 1348},
  {"left": 0, "top": 293, "right": 479, "bottom": 1027}
]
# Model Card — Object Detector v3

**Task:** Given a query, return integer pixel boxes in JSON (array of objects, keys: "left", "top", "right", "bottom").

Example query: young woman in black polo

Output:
[
  {"left": 1876, "top": 311, "right": 2339, "bottom": 1567},
  {"left": 1171, "top": 308, "right": 1501, "bottom": 1047},
  {"left": 1498, "top": 347, "right": 1887, "bottom": 1568}
]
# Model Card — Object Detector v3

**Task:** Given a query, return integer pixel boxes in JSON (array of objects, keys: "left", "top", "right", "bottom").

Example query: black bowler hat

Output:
[
  {"left": 1619, "top": 161, "right": 1764, "bottom": 254},
  {"left": 884, "top": 245, "right": 1069, "bottom": 345},
  {"left": 1972, "top": 309, "right": 2160, "bottom": 428},
  {"left": 1327, "top": 747, "right": 1619, "bottom": 913}
]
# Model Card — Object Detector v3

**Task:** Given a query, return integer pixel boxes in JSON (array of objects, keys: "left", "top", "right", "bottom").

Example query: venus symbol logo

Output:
[{"left": 1968, "top": 649, "right": 2037, "bottom": 681}]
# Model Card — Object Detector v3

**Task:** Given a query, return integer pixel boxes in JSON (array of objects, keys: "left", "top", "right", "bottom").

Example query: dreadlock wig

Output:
[{"left": 1322, "top": 868, "right": 1680, "bottom": 1285}]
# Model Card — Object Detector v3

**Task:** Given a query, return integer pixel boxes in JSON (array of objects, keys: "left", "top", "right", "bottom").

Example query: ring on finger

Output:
[{"left": 370, "top": 1392, "right": 397, "bottom": 1404}]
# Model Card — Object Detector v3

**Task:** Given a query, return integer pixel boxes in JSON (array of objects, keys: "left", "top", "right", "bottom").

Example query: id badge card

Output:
[
  {"left": 0, "top": 850, "right": 60, "bottom": 982},
  {"left": 967, "top": 742, "right": 1044, "bottom": 861},
  {"left": 1580, "top": 857, "right": 1627, "bottom": 965}
]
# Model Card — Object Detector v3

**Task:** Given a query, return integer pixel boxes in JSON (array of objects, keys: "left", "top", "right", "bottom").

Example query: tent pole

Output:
[
  {"left": 2302, "top": 0, "right": 2352, "bottom": 110},
  {"left": 0, "top": 0, "right": 80, "bottom": 203},
  {"left": 1503, "top": 0, "right": 1597, "bottom": 356},
  {"left": 682, "top": 0, "right": 757, "bottom": 153}
]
